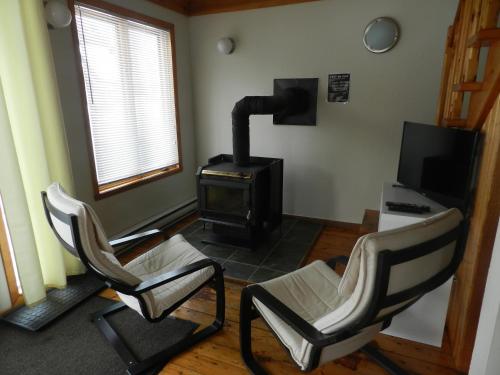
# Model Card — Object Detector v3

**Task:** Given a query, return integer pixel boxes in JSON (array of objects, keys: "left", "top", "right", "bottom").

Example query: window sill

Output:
[{"left": 95, "top": 164, "right": 182, "bottom": 199}]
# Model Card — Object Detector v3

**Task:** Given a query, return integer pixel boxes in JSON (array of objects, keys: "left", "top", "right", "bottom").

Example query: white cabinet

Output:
[
  {"left": 470, "top": 221, "right": 500, "bottom": 375},
  {"left": 379, "top": 182, "right": 453, "bottom": 347}
]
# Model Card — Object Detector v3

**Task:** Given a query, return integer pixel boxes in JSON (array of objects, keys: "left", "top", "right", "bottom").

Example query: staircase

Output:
[{"left": 437, "top": 0, "right": 500, "bottom": 130}]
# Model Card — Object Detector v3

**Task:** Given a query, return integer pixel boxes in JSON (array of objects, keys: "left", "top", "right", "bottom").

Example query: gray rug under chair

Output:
[
  {"left": 0, "top": 296, "right": 197, "bottom": 375},
  {"left": 179, "top": 216, "right": 323, "bottom": 282}
]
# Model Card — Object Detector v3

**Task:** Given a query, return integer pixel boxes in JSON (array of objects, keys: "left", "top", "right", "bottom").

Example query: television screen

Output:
[{"left": 397, "top": 122, "right": 480, "bottom": 210}]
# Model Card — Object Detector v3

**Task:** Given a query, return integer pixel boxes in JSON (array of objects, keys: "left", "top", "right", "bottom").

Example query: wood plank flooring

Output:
[{"left": 104, "top": 214, "right": 462, "bottom": 375}]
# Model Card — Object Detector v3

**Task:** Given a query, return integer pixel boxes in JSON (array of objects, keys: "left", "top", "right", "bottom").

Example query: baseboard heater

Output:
[{"left": 113, "top": 198, "right": 198, "bottom": 255}]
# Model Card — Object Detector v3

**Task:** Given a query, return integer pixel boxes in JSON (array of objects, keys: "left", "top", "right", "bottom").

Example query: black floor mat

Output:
[{"left": 2, "top": 273, "right": 105, "bottom": 331}]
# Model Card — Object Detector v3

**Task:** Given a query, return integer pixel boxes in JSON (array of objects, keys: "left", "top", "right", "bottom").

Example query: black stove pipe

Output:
[{"left": 231, "top": 88, "right": 305, "bottom": 166}]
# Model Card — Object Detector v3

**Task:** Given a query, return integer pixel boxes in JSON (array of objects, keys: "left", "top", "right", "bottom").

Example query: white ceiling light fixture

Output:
[
  {"left": 44, "top": 0, "right": 72, "bottom": 29},
  {"left": 217, "top": 37, "right": 235, "bottom": 55},
  {"left": 363, "top": 17, "right": 400, "bottom": 54}
]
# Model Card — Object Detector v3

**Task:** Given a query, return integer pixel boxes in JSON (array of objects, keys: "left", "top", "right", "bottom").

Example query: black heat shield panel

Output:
[{"left": 273, "top": 78, "right": 318, "bottom": 126}]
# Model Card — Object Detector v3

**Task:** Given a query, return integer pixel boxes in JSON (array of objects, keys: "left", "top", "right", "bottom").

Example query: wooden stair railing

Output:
[
  {"left": 452, "top": 82, "right": 483, "bottom": 91},
  {"left": 437, "top": 0, "right": 499, "bottom": 130},
  {"left": 467, "top": 38, "right": 500, "bottom": 128},
  {"left": 442, "top": 27, "right": 499, "bottom": 129},
  {"left": 467, "top": 27, "right": 500, "bottom": 47}
]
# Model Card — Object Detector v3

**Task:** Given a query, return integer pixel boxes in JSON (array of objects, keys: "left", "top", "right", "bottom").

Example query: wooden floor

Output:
[{"left": 103, "top": 213, "right": 463, "bottom": 375}]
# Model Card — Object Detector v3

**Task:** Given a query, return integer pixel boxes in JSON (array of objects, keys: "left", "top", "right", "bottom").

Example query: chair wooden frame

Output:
[
  {"left": 42, "top": 192, "right": 225, "bottom": 375},
  {"left": 240, "top": 223, "right": 466, "bottom": 374}
]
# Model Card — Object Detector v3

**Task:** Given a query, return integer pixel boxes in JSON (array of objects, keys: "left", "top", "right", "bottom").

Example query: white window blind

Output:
[{"left": 75, "top": 4, "right": 179, "bottom": 186}]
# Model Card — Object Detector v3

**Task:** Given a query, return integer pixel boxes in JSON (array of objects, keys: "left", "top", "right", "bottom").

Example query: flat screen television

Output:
[{"left": 397, "top": 122, "right": 481, "bottom": 213}]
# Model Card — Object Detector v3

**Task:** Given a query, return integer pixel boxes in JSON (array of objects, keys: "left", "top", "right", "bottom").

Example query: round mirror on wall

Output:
[{"left": 363, "top": 17, "right": 400, "bottom": 53}]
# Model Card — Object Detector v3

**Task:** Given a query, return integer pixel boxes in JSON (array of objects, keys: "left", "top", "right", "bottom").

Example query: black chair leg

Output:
[
  {"left": 214, "top": 270, "right": 225, "bottom": 327},
  {"left": 130, "top": 273, "right": 225, "bottom": 374},
  {"left": 240, "top": 288, "right": 268, "bottom": 375},
  {"left": 361, "top": 344, "right": 409, "bottom": 375},
  {"left": 91, "top": 301, "right": 139, "bottom": 372},
  {"left": 92, "top": 271, "right": 226, "bottom": 375}
]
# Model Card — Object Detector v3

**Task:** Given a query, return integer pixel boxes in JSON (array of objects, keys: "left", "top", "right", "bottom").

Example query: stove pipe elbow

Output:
[{"left": 231, "top": 89, "right": 303, "bottom": 166}]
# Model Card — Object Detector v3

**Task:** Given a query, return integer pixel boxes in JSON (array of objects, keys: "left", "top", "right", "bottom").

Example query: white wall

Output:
[
  {"left": 49, "top": 0, "right": 197, "bottom": 235},
  {"left": 470, "top": 219, "right": 500, "bottom": 375},
  {"left": 189, "top": 0, "right": 458, "bottom": 223}
]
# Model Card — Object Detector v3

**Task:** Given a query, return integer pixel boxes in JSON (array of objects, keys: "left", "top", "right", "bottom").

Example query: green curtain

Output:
[
  {"left": 0, "top": 0, "right": 84, "bottom": 305},
  {"left": 0, "top": 80, "right": 46, "bottom": 306}
]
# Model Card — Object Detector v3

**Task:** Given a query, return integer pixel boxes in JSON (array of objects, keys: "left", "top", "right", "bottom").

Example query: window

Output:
[
  {"left": 73, "top": 1, "right": 181, "bottom": 197},
  {"left": 0, "top": 194, "right": 22, "bottom": 306}
]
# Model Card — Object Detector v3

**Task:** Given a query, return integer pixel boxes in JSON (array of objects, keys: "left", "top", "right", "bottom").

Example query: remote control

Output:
[{"left": 386, "top": 201, "right": 431, "bottom": 214}]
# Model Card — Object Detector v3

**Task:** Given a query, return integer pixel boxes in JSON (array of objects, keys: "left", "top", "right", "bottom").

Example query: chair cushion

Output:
[
  {"left": 117, "top": 234, "right": 215, "bottom": 319},
  {"left": 253, "top": 260, "right": 348, "bottom": 369},
  {"left": 253, "top": 260, "right": 382, "bottom": 370}
]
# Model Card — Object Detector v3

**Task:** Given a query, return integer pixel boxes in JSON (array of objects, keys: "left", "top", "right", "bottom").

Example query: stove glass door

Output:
[{"left": 205, "top": 184, "right": 248, "bottom": 217}]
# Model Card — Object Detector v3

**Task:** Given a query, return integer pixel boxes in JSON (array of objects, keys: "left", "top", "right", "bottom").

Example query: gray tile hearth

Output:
[
  {"left": 178, "top": 220, "right": 204, "bottom": 236},
  {"left": 222, "top": 261, "right": 258, "bottom": 280},
  {"left": 227, "top": 244, "right": 275, "bottom": 266},
  {"left": 201, "top": 244, "right": 238, "bottom": 259},
  {"left": 177, "top": 217, "right": 322, "bottom": 282},
  {"left": 183, "top": 233, "right": 206, "bottom": 250},
  {"left": 260, "top": 240, "right": 312, "bottom": 272}
]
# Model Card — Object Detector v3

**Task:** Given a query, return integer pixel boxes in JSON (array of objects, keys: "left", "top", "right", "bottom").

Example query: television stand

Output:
[
  {"left": 379, "top": 182, "right": 452, "bottom": 347},
  {"left": 391, "top": 183, "right": 417, "bottom": 191}
]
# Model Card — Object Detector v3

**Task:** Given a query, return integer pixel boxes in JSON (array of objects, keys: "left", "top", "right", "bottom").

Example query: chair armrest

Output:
[
  {"left": 130, "top": 258, "right": 222, "bottom": 295},
  {"left": 246, "top": 285, "right": 344, "bottom": 347},
  {"left": 326, "top": 255, "right": 349, "bottom": 270},
  {"left": 109, "top": 229, "right": 161, "bottom": 247}
]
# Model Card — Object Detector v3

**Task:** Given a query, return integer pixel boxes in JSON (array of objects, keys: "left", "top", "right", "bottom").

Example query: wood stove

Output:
[
  {"left": 196, "top": 78, "right": 317, "bottom": 249},
  {"left": 196, "top": 154, "right": 283, "bottom": 249}
]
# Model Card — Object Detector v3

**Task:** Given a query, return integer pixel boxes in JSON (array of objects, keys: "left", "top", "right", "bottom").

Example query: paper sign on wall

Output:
[{"left": 328, "top": 73, "right": 350, "bottom": 103}]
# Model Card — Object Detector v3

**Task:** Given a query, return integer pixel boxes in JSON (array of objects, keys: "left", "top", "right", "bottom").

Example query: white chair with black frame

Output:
[
  {"left": 41, "top": 182, "right": 225, "bottom": 375},
  {"left": 239, "top": 208, "right": 465, "bottom": 375}
]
